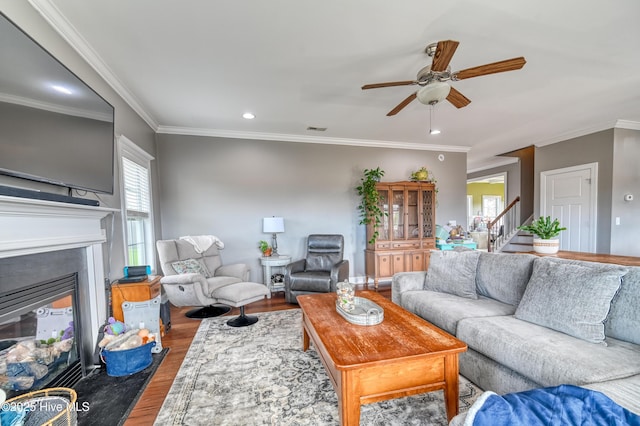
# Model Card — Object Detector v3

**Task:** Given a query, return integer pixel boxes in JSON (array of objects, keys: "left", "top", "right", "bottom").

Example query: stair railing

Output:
[{"left": 487, "top": 196, "right": 521, "bottom": 252}]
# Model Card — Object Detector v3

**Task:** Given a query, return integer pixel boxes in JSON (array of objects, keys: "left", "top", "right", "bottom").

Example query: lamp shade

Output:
[{"left": 263, "top": 217, "right": 284, "bottom": 233}]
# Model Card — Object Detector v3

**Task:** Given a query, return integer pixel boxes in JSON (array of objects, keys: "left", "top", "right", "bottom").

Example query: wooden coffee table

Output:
[{"left": 297, "top": 291, "right": 467, "bottom": 425}]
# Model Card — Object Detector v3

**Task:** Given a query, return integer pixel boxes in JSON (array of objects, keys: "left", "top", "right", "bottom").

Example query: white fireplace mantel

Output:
[
  {"left": 0, "top": 195, "right": 118, "bottom": 347},
  {"left": 0, "top": 195, "right": 117, "bottom": 259}
]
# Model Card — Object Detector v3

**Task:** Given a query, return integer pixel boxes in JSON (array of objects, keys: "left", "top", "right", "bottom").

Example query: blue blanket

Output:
[{"left": 466, "top": 385, "right": 640, "bottom": 426}]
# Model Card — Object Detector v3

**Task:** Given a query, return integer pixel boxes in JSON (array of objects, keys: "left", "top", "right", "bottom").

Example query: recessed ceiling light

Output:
[
  {"left": 242, "top": 112, "right": 255, "bottom": 119},
  {"left": 430, "top": 129, "right": 441, "bottom": 135},
  {"left": 51, "top": 85, "right": 72, "bottom": 95}
]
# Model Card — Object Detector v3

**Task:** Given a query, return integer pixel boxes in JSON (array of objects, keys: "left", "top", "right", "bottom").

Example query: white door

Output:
[{"left": 540, "top": 163, "right": 597, "bottom": 252}]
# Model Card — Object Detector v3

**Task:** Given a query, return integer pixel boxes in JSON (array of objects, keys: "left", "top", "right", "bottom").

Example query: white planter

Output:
[{"left": 533, "top": 238, "right": 560, "bottom": 255}]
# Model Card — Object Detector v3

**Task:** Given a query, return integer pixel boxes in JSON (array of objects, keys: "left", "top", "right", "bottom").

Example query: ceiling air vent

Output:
[{"left": 306, "top": 126, "right": 327, "bottom": 132}]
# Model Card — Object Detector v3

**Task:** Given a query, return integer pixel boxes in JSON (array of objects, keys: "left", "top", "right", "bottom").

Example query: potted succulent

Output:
[
  {"left": 259, "top": 240, "right": 273, "bottom": 257},
  {"left": 356, "top": 167, "right": 387, "bottom": 245},
  {"left": 518, "top": 216, "right": 566, "bottom": 254}
]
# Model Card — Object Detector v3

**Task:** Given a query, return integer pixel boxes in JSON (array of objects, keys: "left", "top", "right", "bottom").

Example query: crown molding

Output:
[
  {"left": 27, "top": 0, "right": 158, "bottom": 130},
  {"left": 156, "top": 126, "right": 472, "bottom": 153},
  {"left": 532, "top": 119, "right": 620, "bottom": 148},
  {"left": 615, "top": 120, "right": 640, "bottom": 131}
]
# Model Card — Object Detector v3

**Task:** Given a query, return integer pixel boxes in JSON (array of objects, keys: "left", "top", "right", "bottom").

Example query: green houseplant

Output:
[
  {"left": 518, "top": 216, "right": 566, "bottom": 254},
  {"left": 356, "top": 167, "right": 387, "bottom": 245},
  {"left": 258, "top": 240, "right": 272, "bottom": 257}
]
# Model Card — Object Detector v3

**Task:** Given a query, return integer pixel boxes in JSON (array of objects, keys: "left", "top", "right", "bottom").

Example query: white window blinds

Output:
[{"left": 123, "top": 157, "right": 150, "bottom": 216}]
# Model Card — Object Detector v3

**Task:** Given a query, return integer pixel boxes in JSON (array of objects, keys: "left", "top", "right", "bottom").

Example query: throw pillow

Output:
[
  {"left": 515, "top": 257, "right": 627, "bottom": 344},
  {"left": 424, "top": 250, "right": 480, "bottom": 299},
  {"left": 171, "top": 258, "right": 210, "bottom": 277},
  {"left": 605, "top": 267, "right": 640, "bottom": 345}
]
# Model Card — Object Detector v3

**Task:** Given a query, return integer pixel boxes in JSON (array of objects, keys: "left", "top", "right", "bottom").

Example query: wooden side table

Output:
[
  {"left": 110, "top": 275, "right": 161, "bottom": 323},
  {"left": 260, "top": 255, "right": 291, "bottom": 298}
]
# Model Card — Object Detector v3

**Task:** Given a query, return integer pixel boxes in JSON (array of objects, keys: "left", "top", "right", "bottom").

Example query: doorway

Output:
[{"left": 467, "top": 173, "right": 507, "bottom": 231}]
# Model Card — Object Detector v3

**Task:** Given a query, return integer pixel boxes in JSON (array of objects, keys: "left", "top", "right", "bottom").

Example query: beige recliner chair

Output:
[{"left": 156, "top": 237, "right": 268, "bottom": 325}]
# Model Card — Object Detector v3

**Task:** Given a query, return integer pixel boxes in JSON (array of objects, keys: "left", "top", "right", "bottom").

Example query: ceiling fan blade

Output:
[
  {"left": 454, "top": 57, "right": 526, "bottom": 80},
  {"left": 362, "top": 80, "right": 416, "bottom": 90},
  {"left": 431, "top": 40, "right": 460, "bottom": 72},
  {"left": 446, "top": 87, "right": 471, "bottom": 109},
  {"left": 387, "top": 92, "right": 417, "bottom": 116}
]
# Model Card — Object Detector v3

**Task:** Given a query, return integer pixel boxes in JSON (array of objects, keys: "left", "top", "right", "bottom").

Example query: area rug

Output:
[{"left": 155, "top": 309, "right": 481, "bottom": 425}]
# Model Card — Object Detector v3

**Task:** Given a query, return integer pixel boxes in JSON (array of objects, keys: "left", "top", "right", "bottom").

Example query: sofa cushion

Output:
[
  {"left": 583, "top": 374, "right": 640, "bottom": 415},
  {"left": 606, "top": 266, "right": 640, "bottom": 345},
  {"left": 457, "top": 315, "right": 640, "bottom": 387},
  {"left": 400, "top": 290, "right": 516, "bottom": 335},
  {"left": 515, "top": 257, "right": 627, "bottom": 344},
  {"left": 476, "top": 252, "right": 536, "bottom": 306},
  {"left": 424, "top": 250, "right": 480, "bottom": 299}
]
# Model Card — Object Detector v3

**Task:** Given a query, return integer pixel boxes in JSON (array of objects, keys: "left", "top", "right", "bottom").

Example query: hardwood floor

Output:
[{"left": 123, "top": 284, "right": 391, "bottom": 425}]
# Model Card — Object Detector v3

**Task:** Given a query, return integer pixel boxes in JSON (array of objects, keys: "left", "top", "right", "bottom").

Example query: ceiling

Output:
[{"left": 27, "top": 0, "right": 640, "bottom": 171}]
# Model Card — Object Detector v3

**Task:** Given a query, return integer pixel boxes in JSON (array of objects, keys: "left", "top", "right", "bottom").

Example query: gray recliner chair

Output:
[
  {"left": 156, "top": 238, "right": 268, "bottom": 325},
  {"left": 284, "top": 234, "right": 349, "bottom": 304}
]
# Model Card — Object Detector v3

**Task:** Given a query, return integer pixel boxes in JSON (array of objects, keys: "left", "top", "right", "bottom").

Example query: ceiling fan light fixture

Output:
[{"left": 416, "top": 81, "right": 451, "bottom": 105}]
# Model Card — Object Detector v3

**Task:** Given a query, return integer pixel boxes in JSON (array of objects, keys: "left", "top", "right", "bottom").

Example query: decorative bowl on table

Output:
[{"left": 336, "top": 297, "right": 384, "bottom": 326}]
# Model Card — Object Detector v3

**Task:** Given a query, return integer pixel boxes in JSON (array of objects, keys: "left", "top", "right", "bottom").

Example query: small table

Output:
[
  {"left": 260, "top": 255, "right": 291, "bottom": 298},
  {"left": 436, "top": 241, "right": 478, "bottom": 251},
  {"left": 298, "top": 291, "right": 467, "bottom": 425}
]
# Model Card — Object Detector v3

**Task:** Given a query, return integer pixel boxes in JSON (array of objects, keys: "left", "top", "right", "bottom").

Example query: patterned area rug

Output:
[{"left": 155, "top": 309, "right": 481, "bottom": 425}]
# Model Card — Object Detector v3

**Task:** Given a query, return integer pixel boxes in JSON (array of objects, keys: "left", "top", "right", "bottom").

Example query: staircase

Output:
[
  {"left": 486, "top": 197, "right": 535, "bottom": 253},
  {"left": 500, "top": 230, "right": 534, "bottom": 253}
]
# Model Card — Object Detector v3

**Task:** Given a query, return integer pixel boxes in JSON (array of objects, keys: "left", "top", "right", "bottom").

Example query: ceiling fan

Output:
[{"left": 361, "top": 40, "right": 526, "bottom": 116}]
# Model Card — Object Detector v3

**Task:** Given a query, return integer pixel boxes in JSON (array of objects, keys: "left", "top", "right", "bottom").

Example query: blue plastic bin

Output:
[{"left": 101, "top": 341, "right": 155, "bottom": 377}]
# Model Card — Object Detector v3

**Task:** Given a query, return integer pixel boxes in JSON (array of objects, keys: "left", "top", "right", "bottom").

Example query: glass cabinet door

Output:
[
  {"left": 421, "top": 188, "right": 435, "bottom": 238},
  {"left": 407, "top": 189, "right": 419, "bottom": 239},
  {"left": 377, "top": 189, "right": 389, "bottom": 241},
  {"left": 392, "top": 190, "right": 404, "bottom": 239}
]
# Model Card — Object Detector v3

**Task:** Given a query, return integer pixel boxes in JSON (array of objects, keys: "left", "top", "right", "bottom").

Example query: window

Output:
[
  {"left": 467, "top": 195, "right": 473, "bottom": 230},
  {"left": 482, "top": 195, "right": 503, "bottom": 221},
  {"left": 119, "top": 136, "right": 155, "bottom": 270}
]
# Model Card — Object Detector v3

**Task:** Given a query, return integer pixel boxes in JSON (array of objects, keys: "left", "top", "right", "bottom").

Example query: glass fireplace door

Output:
[{"left": 0, "top": 275, "right": 80, "bottom": 399}]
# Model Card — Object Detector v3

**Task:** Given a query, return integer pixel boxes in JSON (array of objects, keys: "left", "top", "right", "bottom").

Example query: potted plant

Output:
[
  {"left": 410, "top": 167, "right": 434, "bottom": 182},
  {"left": 356, "top": 167, "right": 387, "bottom": 245},
  {"left": 518, "top": 216, "right": 566, "bottom": 254},
  {"left": 259, "top": 240, "right": 272, "bottom": 257}
]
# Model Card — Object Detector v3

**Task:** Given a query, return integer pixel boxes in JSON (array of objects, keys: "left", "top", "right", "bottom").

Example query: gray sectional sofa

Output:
[{"left": 391, "top": 250, "right": 640, "bottom": 414}]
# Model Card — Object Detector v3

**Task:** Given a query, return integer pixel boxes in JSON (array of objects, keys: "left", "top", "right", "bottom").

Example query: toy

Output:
[
  {"left": 61, "top": 321, "right": 74, "bottom": 340},
  {"left": 103, "top": 317, "right": 126, "bottom": 335}
]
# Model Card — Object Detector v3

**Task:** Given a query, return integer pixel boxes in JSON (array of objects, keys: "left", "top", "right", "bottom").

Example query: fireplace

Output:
[
  {"left": 0, "top": 195, "right": 115, "bottom": 397},
  {"left": 0, "top": 270, "right": 82, "bottom": 398}
]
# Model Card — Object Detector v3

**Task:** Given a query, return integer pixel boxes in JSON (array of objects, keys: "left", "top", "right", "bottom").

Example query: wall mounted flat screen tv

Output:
[{"left": 0, "top": 12, "right": 115, "bottom": 195}]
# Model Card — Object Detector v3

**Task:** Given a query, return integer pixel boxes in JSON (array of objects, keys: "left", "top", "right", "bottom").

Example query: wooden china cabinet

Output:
[{"left": 365, "top": 181, "right": 436, "bottom": 288}]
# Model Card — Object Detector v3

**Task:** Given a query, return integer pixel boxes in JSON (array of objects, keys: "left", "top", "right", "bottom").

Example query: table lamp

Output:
[{"left": 263, "top": 216, "right": 285, "bottom": 255}]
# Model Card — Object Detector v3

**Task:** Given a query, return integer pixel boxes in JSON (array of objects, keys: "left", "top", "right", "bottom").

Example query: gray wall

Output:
[
  {"left": 0, "top": 2, "right": 157, "bottom": 283},
  {"left": 535, "top": 129, "right": 614, "bottom": 254},
  {"left": 156, "top": 134, "right": 468, "bottom": 282},
  {"left": 611, "top": 128, "right": 640, "bottom": 256}
]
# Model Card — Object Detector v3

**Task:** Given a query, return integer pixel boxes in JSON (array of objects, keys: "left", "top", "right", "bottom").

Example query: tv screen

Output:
[{"left": 0, "top": 12, "right": 115, "bottom": 195}]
